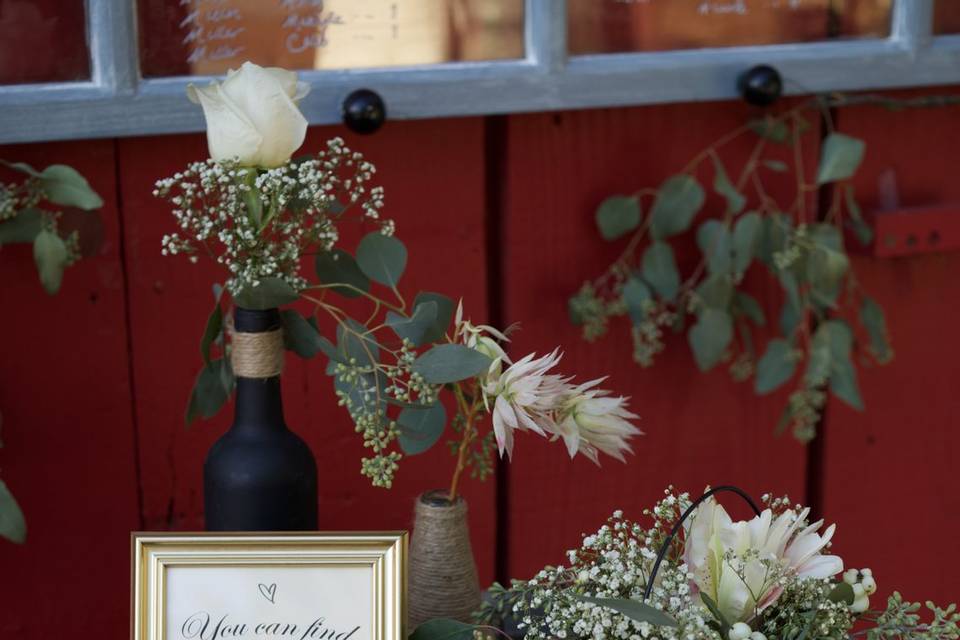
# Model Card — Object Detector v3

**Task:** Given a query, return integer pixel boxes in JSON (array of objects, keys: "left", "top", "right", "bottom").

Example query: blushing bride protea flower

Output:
[
  {"left": 552, "top": 378, "right": 641, "bottom": 464},
  {"left": 684, "top": 498, "right": 843, "bottom": 624},
  {"left": 481, "top": 350, "right": 565, "bottom": 458},
  {"left": 479, "top": 347, "right": 641, "bottom": 461}
]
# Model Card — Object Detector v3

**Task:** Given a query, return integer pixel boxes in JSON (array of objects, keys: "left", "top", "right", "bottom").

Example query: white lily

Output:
[{"left": 684, "top": 498, "right": 843, "bottom": 623}]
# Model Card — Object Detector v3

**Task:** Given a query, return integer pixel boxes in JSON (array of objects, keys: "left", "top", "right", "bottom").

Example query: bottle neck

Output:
[
  {"left": 232, "top": 376, "right": 286, "bottom": 432},
  {"left": 231, "top": 306, "right": 286, "bottom": 433}
]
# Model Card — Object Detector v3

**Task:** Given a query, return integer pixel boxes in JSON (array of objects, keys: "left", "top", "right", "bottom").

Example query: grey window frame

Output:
[{"left": 0, "top": 0, "right": 957, "bottom": 144}]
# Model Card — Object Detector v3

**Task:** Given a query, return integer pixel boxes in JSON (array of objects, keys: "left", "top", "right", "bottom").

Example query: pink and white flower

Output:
[
  {"left": 552, "top": 378, "right": 641, "bottom": 464},
  {"left": 684, "top": 498, "right": 843, "bottom": 623}
]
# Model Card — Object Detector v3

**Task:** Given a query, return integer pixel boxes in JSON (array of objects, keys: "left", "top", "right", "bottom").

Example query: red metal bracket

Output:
[{"left": 872, "top": 205, "right": 960, "bottom": 258}]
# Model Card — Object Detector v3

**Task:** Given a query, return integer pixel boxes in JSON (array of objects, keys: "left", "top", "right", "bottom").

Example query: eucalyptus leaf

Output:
[
  {"left": 734, "top": 291, "right": 765, "bottom": 326},
  {"left": 409, "top": 618, "right": 477, "bottom": 640},
  {"left": 732, "top": 212, "right": 761, "bottom": 278},
  {"left": 696, "top": 273, "right": 734, "bottom": 310},
  {"left": 817, "top": 133, "right": 866, "bottom": 184},
  {"left": 860, "top": 297, "right": 893, "bottom": 362},
  {"left": 0, "top": 208, "right": 42, "bottom": 244},
  {"left": 577, "top": 596, "right": 678, "bottom": 628},
  {"left": 758, "top": 214, "right": 793, "bottom": 267},
  {"left": 622, "top": 276, "right": 652, "bottom": 323},
  {"left": 314, "top": 249, "right": 370, "bottom": 298},
  {"left": 0, "top": 479, "right": 26, "bottom": 544},
  {"left": 596, "top": 195, "right": 641, "bottom": 241},
  {"left": 649, "top": 174, "right": 705, "bottom": 240},
  {"left": 413, "top": 292, "right": 455, "bottom": 343},
  {"left": 830, "top": 352, "right": 864, "bottom": 411},
  {"left": 334, "top": 369, "right": 387, "bottom": 418},
  {"left": 38, "top": 164, "right": 103, "bottom": 210},
  {"left": 33, "top": 229, "right": 68, "bottom": 294},
  {"left": 200, "top": 302, "right": 223, "bottom": 366},
  {"left": 755, "top": 339, "right": 797, "bottom": 394},
  {"left": 2, "top": 160, "right": 41, "bottom": 177},
  {"left": 688, "top": 308, "right": 733, "bottom": 372},
  {"left": 412, "top": 344, "right": 492, "bottom": 384},
  {"left": 828, "top": 582, "right": 856, "bottom": 605},
  {"left": 844, "top": 185, "right": 874, "bottom": 247},
  {"left": 762, "top": 159, "right": 789, "bottom": 172},
  {"left": 281, "top": 310, "right": 338, "bottom": 360},
  {"left": 386, "top": 301, "right": 439, "bottom": 347},
  {"left": 356, "top": 232, "right": 407, "bottom": 287},
  {"left": 642, "top": 242, "right": 680, "bottom": 301},
  {"left": 185, "top": 359, "right": 232, "bottom": 425},
  {"left": 234, "top": 277, "right": 299, "bottom": 310},
  {"left": 336, "top": 318, "right": 380, "bottom": 365},
  {"left": 780, "top": 297, "right": 801, "bottom": 337},
  {"left": 397, "top": 403, "right": 447, "bottom": 455},
  {"left": 711, "top": 156, "right": 746, "bottom": 215},
  {"left": 696, "top": 220, "right": 732, "bottom": 276}
]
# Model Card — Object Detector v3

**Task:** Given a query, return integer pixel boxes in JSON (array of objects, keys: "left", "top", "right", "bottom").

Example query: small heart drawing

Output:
[{"left": 258, "top": 583, "right": 277, "bottom": 604}]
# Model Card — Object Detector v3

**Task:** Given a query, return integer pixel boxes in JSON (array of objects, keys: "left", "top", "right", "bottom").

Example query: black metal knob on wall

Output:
[
  {"left": 738, "top": 65, "right": 783, "bottom": 107},
  {"left": 342, "top": 89, "right": 387, "bottom": 134}
]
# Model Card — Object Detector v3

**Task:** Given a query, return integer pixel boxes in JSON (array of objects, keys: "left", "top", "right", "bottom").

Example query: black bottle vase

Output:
[{"left": 204, "top": 307, "right": 318, "bottom": 531}]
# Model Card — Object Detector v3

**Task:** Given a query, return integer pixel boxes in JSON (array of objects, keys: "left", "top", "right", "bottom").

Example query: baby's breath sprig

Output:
[{"left": 156, "top": 137, "right": 391, "bottom": 297}]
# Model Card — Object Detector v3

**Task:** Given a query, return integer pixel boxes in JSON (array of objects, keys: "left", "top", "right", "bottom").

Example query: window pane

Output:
[
  {"left": 934, "top": 0, "right": 960, "bottom": 34},
  {"left": 0, "top": 0, "right": 90, "bottom": 84},
  {"left": 140, "top": 0, "right": 523, "bottom": 77},
  {"left": 569, "top": 0, "right": 891, "bottom": 54}
]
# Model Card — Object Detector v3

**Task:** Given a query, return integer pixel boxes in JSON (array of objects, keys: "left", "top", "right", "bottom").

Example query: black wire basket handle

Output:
[{"left": 642, "top": 485, "right": 762, "bottom": 602}]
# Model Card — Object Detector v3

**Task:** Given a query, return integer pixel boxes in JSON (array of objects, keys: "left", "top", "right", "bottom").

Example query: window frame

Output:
[{"left": 0, "top": 0, "right": 958, "bottom": 144}]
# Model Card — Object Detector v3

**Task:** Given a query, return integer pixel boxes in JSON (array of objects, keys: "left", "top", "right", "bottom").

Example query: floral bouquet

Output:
[
  {"left": 154, "top": 61, "right": 642, "bottom": 497},
  {"left": 402, "top": 486, "right": 960, "bottom": 640}
]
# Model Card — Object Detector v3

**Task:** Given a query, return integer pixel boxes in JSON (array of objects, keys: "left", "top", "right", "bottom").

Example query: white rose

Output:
[{"left": 187, "top": 61, "right": 310, "bottom": 168}]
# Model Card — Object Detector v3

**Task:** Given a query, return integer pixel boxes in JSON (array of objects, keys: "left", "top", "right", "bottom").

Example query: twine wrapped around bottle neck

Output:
[{"left": 230, "top": 322, "right": 285, "bottom": 379}]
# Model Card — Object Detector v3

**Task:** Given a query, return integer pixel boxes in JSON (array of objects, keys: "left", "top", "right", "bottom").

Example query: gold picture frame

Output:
[{"left": 132, "top": 532, "right": 407, "bottom": 640}]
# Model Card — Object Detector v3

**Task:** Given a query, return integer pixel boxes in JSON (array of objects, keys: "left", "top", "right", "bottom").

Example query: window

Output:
[{"left": 1, "top": 0, "right": 958, "bottom": 144}]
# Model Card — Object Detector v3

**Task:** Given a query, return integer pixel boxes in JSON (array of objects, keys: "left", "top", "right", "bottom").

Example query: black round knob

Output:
[
  {"left": 738, "top": 65, "right": 783, "bottom": 107},
  {"left": 342, "top": 89, "right": 386, "bottom": 134}
]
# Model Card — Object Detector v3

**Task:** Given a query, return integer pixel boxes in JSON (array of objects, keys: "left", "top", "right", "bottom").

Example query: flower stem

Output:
[{"left": 448, "top": 384, "right": 480, "bottom": 502}]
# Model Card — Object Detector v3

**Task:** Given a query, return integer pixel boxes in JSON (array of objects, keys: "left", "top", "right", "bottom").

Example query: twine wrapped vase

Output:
[{"left": 408, "top": 490, "right": 482, "bottom": 629}]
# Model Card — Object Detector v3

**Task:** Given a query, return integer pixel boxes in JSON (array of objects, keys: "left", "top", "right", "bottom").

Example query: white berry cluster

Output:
[{"left": 155, "top": 137, "right": 392, "bottom": 296}]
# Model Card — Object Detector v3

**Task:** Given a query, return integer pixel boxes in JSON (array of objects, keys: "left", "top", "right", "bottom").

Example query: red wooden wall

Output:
[{"left": 2, "top": 90, "right": 959, "bottom": 637}]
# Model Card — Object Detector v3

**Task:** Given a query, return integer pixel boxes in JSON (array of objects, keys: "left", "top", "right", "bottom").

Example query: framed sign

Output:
[{"left": 132, "top": 533, "right": 407, "bottom": 640}]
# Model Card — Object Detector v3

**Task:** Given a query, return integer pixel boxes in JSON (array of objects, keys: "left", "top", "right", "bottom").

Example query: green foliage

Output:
[
  {"left": 397, "top": 403, "right": 447, "bottom": 455},
  {"left": 642, "top": 241, "right": 680, "bottom": 301},
  {"left": 817, "top": 133, "right": 866, "bottom": 184},
  {"left": 0, "top": 208, "right": 42, "bottom": 244},
  {"left": 650, "top": 174, "right": 705, "bottom": 240},
  {"left": 756, "top": 339, "right": 798, "bottom": 394},
  {"left": 409, "top": 618, "right": 476, "bottom": 640},
  {"left": 185, "top": 358, "right": 234, "bottom": 426},
  {"left": 200, "top": 300, "right": 223, "bottom": 365},
  {"left": 356, "top": 232, "right": 407, "bottom": 287},
  {"left": 595, "top": 195, "right": 641, "bottom": 241},
  {"left": 314, "top": 249, "right": 370, "bottom": 298},
  {"left": 281, "top": 310, "right": 338, "bottom": 360},
  {"left": 386, "top": 301, "right": 439, "bottom": 347},
  {"left": 576, "top": 596, "right": 678, "bottom": 628},
  {"left": 233, "top": 277, "right": 299, "bottom": 310},
  {"left": 0, "top": 479, "right": 26, "bottom": 544},
  {"left": 413, "top": 344, "right": 492, "bottom": 384},
  {"left": 689, "top": 308, "right": 733, "bottom": 371},
  {"left": 412, "top": 292, "right": 455, "bottom": 343},
  {"left": 34, "top": 164, "right": 104, "bottom": 210},
  {"left": 571, "top": 100, "right": 892, "bottom": 440},
  {"left": 32, "top": 229, "right": 68, "bottom": 294}
]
